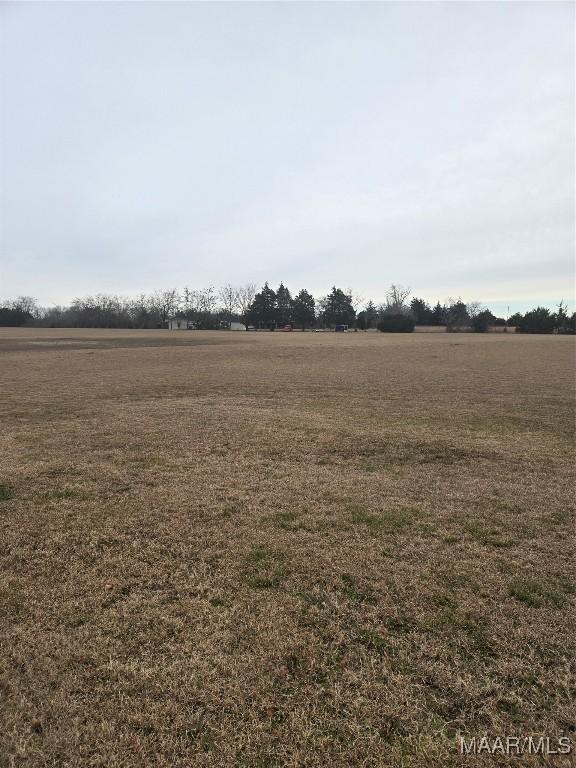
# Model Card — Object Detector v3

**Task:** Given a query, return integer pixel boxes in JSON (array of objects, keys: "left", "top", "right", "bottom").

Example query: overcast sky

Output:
[{"left": 1, "top": 1, "right": 574, "bottom": 313}]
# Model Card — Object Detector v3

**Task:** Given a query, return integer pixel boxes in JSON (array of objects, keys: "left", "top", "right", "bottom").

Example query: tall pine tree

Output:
[
  {"left": 247, "top": 283, "right": 278, "bottom": 329},
  {"left": 320, "top": 287, "right": 355, "bottom": 327},
  {"left": 276, "top": 283, "right": 293, "bottom": 326},
  {"left": 291, "top": 289, "right": 316, "bottom": 330},
  {"left": 430, "top": 302, "right": 446, "bottom": 326}
]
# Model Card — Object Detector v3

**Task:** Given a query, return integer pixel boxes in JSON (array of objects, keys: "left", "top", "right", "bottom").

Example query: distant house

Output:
[
  {"left": 229, "top": 321, "right": 246, "bottom": 331},
  {"left": 168, "top": 317, "right": 196, "bottom": 330}
]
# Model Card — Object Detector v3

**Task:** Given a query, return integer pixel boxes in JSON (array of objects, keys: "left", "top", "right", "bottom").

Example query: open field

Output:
[{"left": 0, "top": 328, "right": 574, "bottom": 767}]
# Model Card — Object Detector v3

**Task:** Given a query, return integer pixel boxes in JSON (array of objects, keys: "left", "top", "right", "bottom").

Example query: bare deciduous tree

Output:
[
  {"left": 197, "top": 286, "right": 217, "bottom": 314},
  {"left": 181, "top": 287, "right": 217, "bottom": 316},
  {"left": 467, "top": 301, "right": 483, "bottom": 319},
  {"left": 181, "top": 287, "right": 194, "bottom": 314},
  {"left": 149, "top": 289, "right": 180, "bottom": 324},
  {"left": 386, "top": 284, "right": 411, "bottom": 312},
  {"left": 236, "top": 283, "right": 257, "bottom": 329},
  {"left": 219, "top": 284, "right": 239, "bottom": 320},
  {"left": 346, "top": 288, "right": 365, "bottom": 314},
  {"left": 11, "top": 296, "right": 39, "bottom": 317}
]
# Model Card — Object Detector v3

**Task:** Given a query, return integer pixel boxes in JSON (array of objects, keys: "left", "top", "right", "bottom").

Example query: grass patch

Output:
[
  {"left": 430, "top": 592, "right": 458, "bottom": 609},
  {"left": 296, "top": 590, "right": 328, "bottom": 609},
  {"left": 457, "top": 617, "right": 495, "bottom": 659},
  {"left": 549, "top": 509, "right": 572, "bottom": 526},
  {"left": 268, "top": 510, "right": 306, "bottom": 531},
  {"left": 384, "top": 612, "right": 418, "bottom": 634},
  {"left": 242, "top": 547, "right": 288, "bottom": 589},
  {"left": 0, "top": 584, "right": 28, "bottom": 620},
  {"left": 220, "top": 503, "right": 241, "bottom": 518},
  {"left": 0, "top": 483, "right": 13, "bottom": 502},
  {"left": 356, "top": 629, "right": 390, "bottom": 655},
  {"left": 42, "top": 488, "right": 87, "bottom": 500},
  {"left": 359, "top": 461, "right": 380, "bottom": 473},
  {"left": 348, "top": 503, "right": 420, "bottom": 533},
  {"left": 328, "top": 438, "right": 481, "bottom": 467},
  {"left": 341, "top": 574, "right": 377, "bottom": 605},
  {"left": 421, "top": 608, "right": 495, "bottom": 659},
  {"left": 464, "top": 519, "right": 515, "bottom": 548},
  {"left": 508, "top": 578, "right": 567, "bottom": 608},
  {"left": 348, "top": 504, "right": 381, "bottom": 529}
]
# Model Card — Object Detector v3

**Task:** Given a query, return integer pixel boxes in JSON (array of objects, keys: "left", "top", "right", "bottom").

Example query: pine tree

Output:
[
  {"left": 276, "top": 283, "right": 293, "bottom": 326},
  {"left": 410, "top": 298, "right": 432, "bottom": 325},
  {"left": 430, "top": 302, "right": 446, "bottom": 326},
  {"left": 320, "top": 287, "right": 355, "bottom": 327},
  {"left": 517, "top": 307, "right": 555, "bottom": 334},
  {"left": 364, "top": 301, "right": 378, "bottom": 329},
  {"left": 247, "top": 283, "right": 278, "bottom": 329},
  {"left": 291, "top": 289, "right": 316, "bottom": 330},
  {"left": 446, "top": 300, "right": 469, "bottom": 330}
]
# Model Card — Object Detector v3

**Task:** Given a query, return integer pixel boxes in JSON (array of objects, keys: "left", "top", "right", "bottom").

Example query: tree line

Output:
[{"left": 0, "top": 286, "right": 574, "bottom": 333}]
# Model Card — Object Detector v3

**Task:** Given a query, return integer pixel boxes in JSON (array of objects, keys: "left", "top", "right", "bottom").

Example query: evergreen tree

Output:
[
  {"left": 291, "top": 289, "right": 316, "bottom": 330},
  {"left": 410, "top": 297, "right": 432, "bottom": 325},
  {"left": 320, "top": 287, "right": 355, "bottom": 327},
  {"left": 247, "top": 283, "right": 278, "bottom": 329},
  {"left": 446, "top": 300, "right": 469, "bottom": 330},
  {"left": 554, "top": 301, "right": 569, "bottom": 333},
  {"left": 364, "top": 301, "right": 378, "bottom": 329},
  {"left": 508, "top": 312, "right": 524, "bottom": 328},
  {"left": 377, "top": 313, "right": 415, "bottom": 333},
  {"left": 430, "top": 302, "right": 446, "bottom": 326},
  {"left": 516, "top": 307, "right": 555, "bottom": 334},
  {"left": 471, "top": 310, "right": 496, "bottom": 332},
  {"left": 276, "top": 283, "right": 293, "bottom": 326}
]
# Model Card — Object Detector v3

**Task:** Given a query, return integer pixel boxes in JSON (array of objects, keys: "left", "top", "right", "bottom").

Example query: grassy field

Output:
[{"left": 0, "top": 328, "right": 574, "bottom": 767}]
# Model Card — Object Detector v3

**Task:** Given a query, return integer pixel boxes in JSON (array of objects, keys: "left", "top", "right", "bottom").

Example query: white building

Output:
[
  {"left": 168, "top": 317, "right": 196, "bottom": 330},
  {"left": 229, "top": 321, "right": 246, "bottom": 331}
]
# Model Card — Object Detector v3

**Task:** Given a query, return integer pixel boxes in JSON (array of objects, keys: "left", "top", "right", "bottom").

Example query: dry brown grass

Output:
[{"left": 0, "top": 328, "right": 574, "bottom": 767}]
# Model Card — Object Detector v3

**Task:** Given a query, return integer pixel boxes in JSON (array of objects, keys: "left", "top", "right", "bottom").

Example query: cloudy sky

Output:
[{"left": 1, "top": 1, "right": 574, "bottom": 313}]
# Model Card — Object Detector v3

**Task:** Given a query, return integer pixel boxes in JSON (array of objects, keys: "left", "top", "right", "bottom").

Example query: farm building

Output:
[
  {"left": 229, "top": 321, "right": 246, "bottom": 331},
  {"left": 168, "top": 317, "right": 196, "bottom": 330}
]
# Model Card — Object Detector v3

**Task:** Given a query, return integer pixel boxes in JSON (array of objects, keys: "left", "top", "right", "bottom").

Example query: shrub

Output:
[
  {"left": 516, "top": 307, "right": 555, "bottom": 334},
  {"left": 471, "top": 310, "right": 496, "bottom": 333},
  {"left": 0, "top": 308, "right": 32, "bottom": 327},
  {"left": 377, "top": 313, "right": 415, "bottom": 333},
  {"left": 446, "top": 301, "right": 470, "bottom": 331},
  {"left": 507, "top": 312, "right": 523, "bottom": 327}
]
